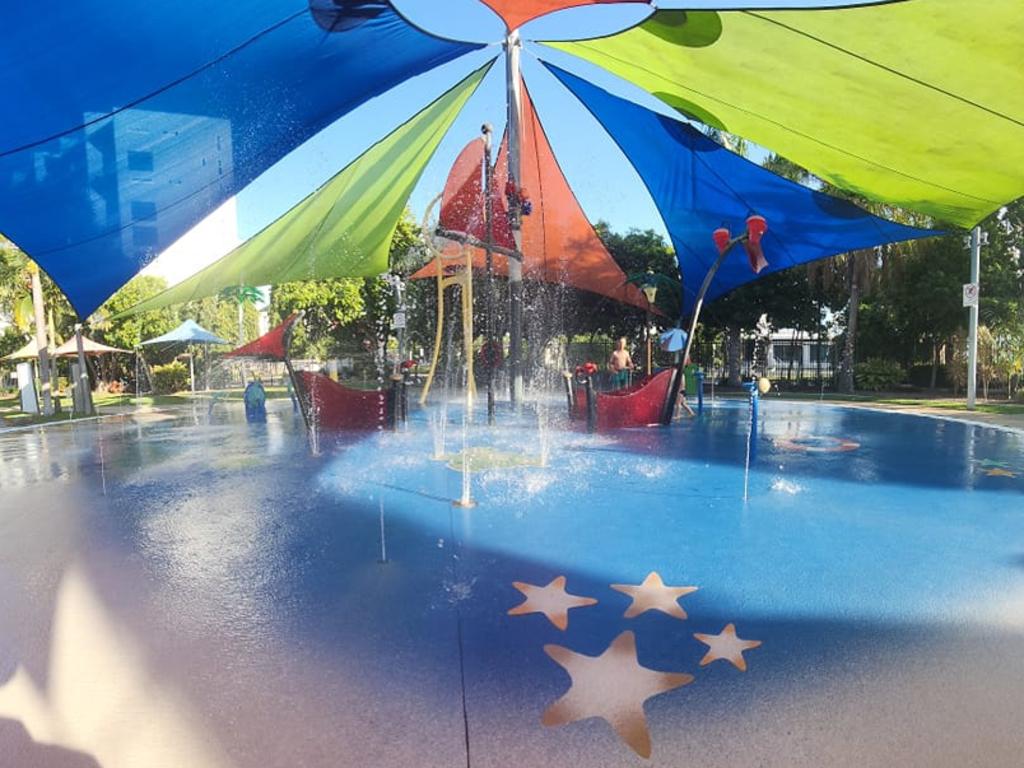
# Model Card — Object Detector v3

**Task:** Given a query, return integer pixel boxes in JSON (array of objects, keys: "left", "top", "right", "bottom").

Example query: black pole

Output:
[
  {"left": 482, "top": 124, "right": 496, "bottom": 425},
  {"left": 282, "top": 314, "right": 313, "bottom": 439},
  {"left": 584, "top": 375, "right": 597, "bottom": 433},
  {"left": 387, "top": 374, "right": 402, "bottom": 431},
  {"left": 662, "top": 237, "right": 744, "bottom": 425}
]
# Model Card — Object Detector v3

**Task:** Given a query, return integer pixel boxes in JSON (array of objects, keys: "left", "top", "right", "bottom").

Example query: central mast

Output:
[{"left": 505, "top": 29, "right": 524, "bottom": 406}]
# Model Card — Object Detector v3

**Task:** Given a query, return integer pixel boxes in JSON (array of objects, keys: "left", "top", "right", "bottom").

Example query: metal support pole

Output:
[
  {"left": 967, "top": 226, "right": 981, "bottom": 410},
  {"left": 74, "top": 324, "right": 94, "bottom": 415},
  {"left": 482, "top": 124, "right": 497, "bottom": 424},
  {"left": 663, "top": 237, "right": 742, "bottom": 424},
  {"left": 584, "top": 375, "right": 596, "bottom": 433},
  {"left": 505, "top": 30, "right": 524, "bottom": 406}
]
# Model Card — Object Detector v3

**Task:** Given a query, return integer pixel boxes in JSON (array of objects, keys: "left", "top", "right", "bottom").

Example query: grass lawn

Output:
[
  {"left": 774, "top": 391, "right": 1024, "bottom": 415},
  {"left": 1, "top": 387, "right": 292, "bottom": 428}
]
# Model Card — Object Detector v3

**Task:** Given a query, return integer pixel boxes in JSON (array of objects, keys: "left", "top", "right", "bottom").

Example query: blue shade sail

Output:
[
  {"left": 0, "top": 1, "right": 482, "bottom": 317},
  {"left": 542, "top": 63, "right": 939, "bottom": 314},
  {"left": 139, "top": 320, "right": 229, "bottom": 346}
]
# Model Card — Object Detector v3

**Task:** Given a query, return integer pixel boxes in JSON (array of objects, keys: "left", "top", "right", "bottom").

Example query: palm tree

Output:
[
  {"left": 1, "top": 239, "right": 55, "bottom": 413},
  {"left": 218, "top": 285, "right": 264, "bottom": 345}
]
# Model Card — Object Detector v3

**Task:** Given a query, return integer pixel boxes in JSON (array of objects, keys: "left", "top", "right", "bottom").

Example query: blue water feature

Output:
[{"left": 1, "top": 398, "right": 1022, "bottom": 767}]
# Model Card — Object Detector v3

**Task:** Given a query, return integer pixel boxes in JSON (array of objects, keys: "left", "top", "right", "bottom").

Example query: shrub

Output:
[
  {"left": 854, "top": 358, "right": 904, "bottom": 391},
  {"left": 151, "top": 361, "right": 189, "bottom": 394}
]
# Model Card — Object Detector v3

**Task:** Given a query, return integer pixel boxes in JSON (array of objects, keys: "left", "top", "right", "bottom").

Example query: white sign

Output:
[
  {"left": 17, "top": 362, "right": 38, "bottom": 414},
  {"left": 962, "top": 282, "right": 979, "bottom": 307},
  {"left": 393, "top": 310, "right": 407, "bottom": 330}
]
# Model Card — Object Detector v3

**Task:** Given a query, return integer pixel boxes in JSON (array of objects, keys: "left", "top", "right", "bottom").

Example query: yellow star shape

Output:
[
  {"left": 507, "top": 576, "right": 597, "bottom": 630},
  {"left": 985, "top": 467, "right": 1017, "bottom": 477},
  {"left": 542, "top": 630, "right": 693, "bottom": 758},
  {"left": 610, "top": 571, "right": 698, "bottom": 620},
  {"left": 694, "top": 623, "right": 762, "bottom": 672}
]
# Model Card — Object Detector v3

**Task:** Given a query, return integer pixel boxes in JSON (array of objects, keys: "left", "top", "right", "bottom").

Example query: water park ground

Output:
[
  {"left": 5, "top": 389, "right": 1023, "bottom": 435},
  {"left": 2, "top": 393, "right": 1023, "bottom": 768}
]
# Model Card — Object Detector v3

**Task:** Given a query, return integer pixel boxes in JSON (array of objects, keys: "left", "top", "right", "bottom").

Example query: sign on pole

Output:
[
  {"left": 393, "top": 310, "right": 407, "bottom": 330},
  {"left": 962, "top": 282, "right": 979, "bottom": 307}
]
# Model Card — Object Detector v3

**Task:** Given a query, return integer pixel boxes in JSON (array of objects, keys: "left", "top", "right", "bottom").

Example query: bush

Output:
[
  {"left": 855, "top": 358, "right": 904, "bottom": 391},
  {"left": 151, "top": 361, "right": 189, "bottom": 394}
]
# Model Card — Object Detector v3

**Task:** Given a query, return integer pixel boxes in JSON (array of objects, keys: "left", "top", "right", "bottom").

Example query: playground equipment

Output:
[
  {"left": 226, "top": 314, "right": 407, "bottom": 436},
  {"left": 418, "top": 193, "right": 477, "bottom": 408},
  {"left": 567, "top": 219, "right": 771, "bottom": 431},
  {"left": 569, "top": 368, "right": 675, "bottom": 432}
]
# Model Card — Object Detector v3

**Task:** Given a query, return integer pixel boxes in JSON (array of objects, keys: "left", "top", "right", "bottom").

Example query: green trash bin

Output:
[{"left": 684, "top": 363, "right": 700, "bottom": 396}]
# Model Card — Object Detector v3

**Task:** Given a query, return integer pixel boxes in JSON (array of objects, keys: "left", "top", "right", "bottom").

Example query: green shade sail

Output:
[
  {"left": 547, "top": 1, "right": 1024, "bottom": 227},
  {"left": 121, "top": 62, "right": 492, "bottom": 317}
]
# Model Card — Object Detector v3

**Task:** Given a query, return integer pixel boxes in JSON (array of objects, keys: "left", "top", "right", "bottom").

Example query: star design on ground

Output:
[
  {"left": 984, "top": 467, "right": 1018, "bottom": 477},
  {"left": 610, "top": 571, "right": 698, "bottom": 620},
  {"left": 507, "top": 576, "right": 597, "bottom": 630},
  {"left": 542, "top": 630, "right": 693, "bottom": 758},
  {"left": 693, "top": 623, "right": 762, "bottom": 672}
]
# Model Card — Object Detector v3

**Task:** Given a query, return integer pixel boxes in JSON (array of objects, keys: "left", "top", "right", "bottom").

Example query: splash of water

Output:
[
  {"left": 457, "top": 410, "right": 474, "bottom": 507},
  {"left": 770, "top": 477, "right": 804, "bottom": 495}
]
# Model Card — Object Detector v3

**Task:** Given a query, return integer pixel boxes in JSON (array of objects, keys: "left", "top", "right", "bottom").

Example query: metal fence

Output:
[{"left": 690, "top": 337, "right": 841, "bottom": 388}]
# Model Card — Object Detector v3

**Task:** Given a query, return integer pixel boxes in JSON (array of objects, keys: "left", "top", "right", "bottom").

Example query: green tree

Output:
[
  {"left": 218, "top": 285, "right": 265, "bottom": 345},
  {"left": 180, "top": 294, "right": 257, "bottom": 348},
  {"left": 269, "top": 210, "right": 425, "bottom": 361},
  {"left": 89, "top": 275, "right": 179, "bottom": 382}
]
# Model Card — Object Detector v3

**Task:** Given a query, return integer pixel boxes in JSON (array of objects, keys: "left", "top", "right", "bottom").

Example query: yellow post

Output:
[
  {"left": 420, "top": 247, "right": 477, "bottom": 406},
  {"left": 420, "top": 247, "right": 447, "bottom": 405}
]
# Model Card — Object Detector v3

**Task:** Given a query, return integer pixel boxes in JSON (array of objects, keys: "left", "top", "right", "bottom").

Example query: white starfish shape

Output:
[
  {"left": 507, "top": 576, "right": 597, "bottom": 630},
  {"left": 693, "top": 623, "right": 762, "bottom": 672},
  {"left": 542, "top": 630, "right": 693, "bottom": 758},
  {"left": 610, "top": 571, "right": 698, "bottom": 620}
]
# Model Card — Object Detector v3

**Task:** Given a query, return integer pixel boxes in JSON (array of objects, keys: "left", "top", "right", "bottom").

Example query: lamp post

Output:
[{"left": 640, "top": 271, "right": 658, "bottom": 375}]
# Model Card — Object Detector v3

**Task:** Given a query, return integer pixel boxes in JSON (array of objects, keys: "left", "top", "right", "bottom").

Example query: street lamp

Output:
[{"left": 640, "top": 270, "right": 659, "bottom": 375}]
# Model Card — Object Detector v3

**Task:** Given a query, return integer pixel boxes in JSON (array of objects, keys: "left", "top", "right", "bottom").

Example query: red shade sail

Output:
[
  {"left": 225, "top": 314, "right": 299, "bottom": 360},
  {"left": 480, "top": 0, "right": 650, "bottom": 31},
  {"left": 438, "top": 138, "right": 515, "bottom": 251},
  {"left": 414, "top": 81, "right": 651, "bottom": 312}
]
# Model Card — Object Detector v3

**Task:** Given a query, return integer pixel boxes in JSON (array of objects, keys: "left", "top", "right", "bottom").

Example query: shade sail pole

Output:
[
  {"left": 966, "top": 226, "right": 982, "bottom": 410},
  {"left": 74, "top": 324, "right": 94, "bottom": 416},
  {"left": 505, "top": 30, "right": 524, "bottom": 406},
  {"left": 482, "top": 124, "right": 497, "bottom": 425},
  {"left": 663, "top": 237, "right": 743, "bottom": 424}
]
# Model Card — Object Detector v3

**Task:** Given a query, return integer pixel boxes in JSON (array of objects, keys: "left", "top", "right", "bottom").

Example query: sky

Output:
[{"left": 144, "top": 0, "right": 879, "bottom": 286}]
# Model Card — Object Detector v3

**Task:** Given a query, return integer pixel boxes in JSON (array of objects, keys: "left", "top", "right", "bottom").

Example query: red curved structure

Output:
[
  {"left": 292, "top": 370, "right": 389, "bottom": 431},
  {"left": 227, "top": 314, "right": 399, "bottom": 432},
  {"left": 573, "top": 369, "right": 674, "bottom": 430}
]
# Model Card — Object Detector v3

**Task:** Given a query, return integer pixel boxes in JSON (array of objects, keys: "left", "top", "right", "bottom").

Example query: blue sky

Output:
[{"left": 148, "top": 0, "right": 879, "bottom": 283}]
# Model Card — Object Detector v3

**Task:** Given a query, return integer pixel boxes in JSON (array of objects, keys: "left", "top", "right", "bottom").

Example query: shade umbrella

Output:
[
  {"left": 3, "top": 1, "right": 1022, "bottom": 406},
  {"left": 52, "top": 336, "right": 131, "bottom": 357},
  {"left": 2, "top": 338, "right": 42, "bottom": 362},
  {"left": 139, "top": 320, "right": 230, "bottom": 347},
  {"left": 140, "top": 320, "right": 230, "bottom": 393}
]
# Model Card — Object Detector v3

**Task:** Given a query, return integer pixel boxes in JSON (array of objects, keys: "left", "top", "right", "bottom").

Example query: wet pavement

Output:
[{"left": 1, "top": 397, "right": 1023, "bottom": 767}]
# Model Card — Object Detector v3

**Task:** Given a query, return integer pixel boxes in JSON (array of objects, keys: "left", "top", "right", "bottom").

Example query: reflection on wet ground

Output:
[{"left": 1, "top": 398, "right": 1023, "bottom": 767}]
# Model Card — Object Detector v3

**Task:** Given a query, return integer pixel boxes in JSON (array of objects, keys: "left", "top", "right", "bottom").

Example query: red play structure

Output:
[
  {"left": 570, "top": 369, "right": 676, "bottom": 431},
  {"left": 226, "top": 313, "right": 403, "bottom": 432}
]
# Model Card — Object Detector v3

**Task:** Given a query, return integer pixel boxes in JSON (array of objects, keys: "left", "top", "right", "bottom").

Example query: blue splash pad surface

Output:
[{"left": 1, "top": 398, "right": 1023, "bottom": 766}]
